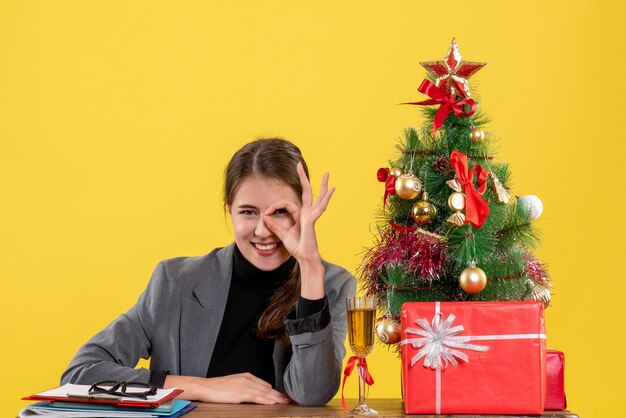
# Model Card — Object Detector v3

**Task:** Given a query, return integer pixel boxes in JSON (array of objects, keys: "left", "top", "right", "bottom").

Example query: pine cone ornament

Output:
[{"left": 432, "top": 157, "right": 454, "bottom": 177}]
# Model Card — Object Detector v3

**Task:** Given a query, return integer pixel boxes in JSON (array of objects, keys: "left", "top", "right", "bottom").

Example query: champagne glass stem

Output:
[{"left": 358, "top": 362, "right": 367, "bottom": 406}]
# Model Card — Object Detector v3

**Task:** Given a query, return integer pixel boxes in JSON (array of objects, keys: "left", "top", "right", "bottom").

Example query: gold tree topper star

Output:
[{"left": 420, "top": 38, "right": 486, "bottom": 99}]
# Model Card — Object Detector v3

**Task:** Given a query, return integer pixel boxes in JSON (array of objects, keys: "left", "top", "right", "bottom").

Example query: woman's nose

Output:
[{"left": 254, "top": 217, "right": 273, "bottom": 238}]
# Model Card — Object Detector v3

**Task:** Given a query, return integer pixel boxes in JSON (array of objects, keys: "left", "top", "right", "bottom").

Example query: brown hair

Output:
[{"left": 224, "top": 138, "right": 309, "bottom": 341}]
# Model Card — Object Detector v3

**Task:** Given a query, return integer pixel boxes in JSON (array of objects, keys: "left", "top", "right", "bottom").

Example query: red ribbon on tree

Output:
[
  {"left": 377, "top": 167, "right": 397, "bottom": 196},
  {"left": 450, "top": 150, "right": 490, "bottom": 228},
  {"left": 341, "top": 356, "right": 375, "bottom": 412},
  {"left": 377, "top": 168, "right": 416, "bottom": 232},
  {"left": 404, "top": 79, "right": 477, "bottom": 134}
]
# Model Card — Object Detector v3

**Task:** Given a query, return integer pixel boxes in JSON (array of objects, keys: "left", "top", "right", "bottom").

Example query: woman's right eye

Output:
[{"left": 239, "top": 210, "right": 257, "bottom": 216}]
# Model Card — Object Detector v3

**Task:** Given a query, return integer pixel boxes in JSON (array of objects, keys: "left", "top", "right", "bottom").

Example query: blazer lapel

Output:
[{"left": 180, "top": 244, "right": 234, "bottom": 376}]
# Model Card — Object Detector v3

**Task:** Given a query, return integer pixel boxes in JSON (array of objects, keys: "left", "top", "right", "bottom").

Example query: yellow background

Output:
[{"left": 1, "top": 1, "right": 624, "bottom": 417}]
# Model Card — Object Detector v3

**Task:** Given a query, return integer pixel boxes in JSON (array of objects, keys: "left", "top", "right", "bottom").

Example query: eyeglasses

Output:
[{"left": 88, "top": 381, "right": 158, "bottom": 399}]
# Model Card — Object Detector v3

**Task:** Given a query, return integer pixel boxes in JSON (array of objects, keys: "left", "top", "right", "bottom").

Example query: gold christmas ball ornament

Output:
[
  {"left": 447, "top": 191, "right": 466, "bottom": 211},
  {"left": 395, "top": 173, "right": 422, "bottom": 200},
  {"left": 459, "top": 265, "right": 487, "bottom": 294},
  {"left": 376, "top": 317, "right": 402, "bottom": 344},
  {"left": 470, "top": 127, "right": 485, "bottom": 142},
  {"left": 412, "top": 200, "right": 437, "bottom": 224},
  {"left": 390, "top": 166, "right": 403, "bottom": 178},
  {"left": 525, "top": 279, "right": 551, "bottom": 308}
]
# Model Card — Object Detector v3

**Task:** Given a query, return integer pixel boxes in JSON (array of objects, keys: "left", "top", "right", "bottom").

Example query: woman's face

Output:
[{"left": 229, "top": 175, "right": 300, "bottom": 271}]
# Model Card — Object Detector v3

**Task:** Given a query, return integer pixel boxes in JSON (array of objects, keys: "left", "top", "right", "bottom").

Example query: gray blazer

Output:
[{"left": 61, "top": 243, "right": 357, "bottom": 406}]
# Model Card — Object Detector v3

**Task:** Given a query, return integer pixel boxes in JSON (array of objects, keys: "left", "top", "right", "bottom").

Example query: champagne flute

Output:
[{"left": 346, "top": 296, "right": 377, "bottom": 415}]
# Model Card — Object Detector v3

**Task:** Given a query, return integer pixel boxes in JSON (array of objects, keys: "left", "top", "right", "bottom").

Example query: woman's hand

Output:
[
  {"left": 262, "top": 163, "right": 334, "bottom": 299},
  {"left": 262, "top": 163, "right": 334, "bottom": 264},
  {"left": 164, "top": 373, "right": 290, "bottom": 404}
]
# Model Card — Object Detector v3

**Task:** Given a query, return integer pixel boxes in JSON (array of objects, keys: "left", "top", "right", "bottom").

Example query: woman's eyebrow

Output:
[{"left": 237, "top": 204, "right": 259, "bottom": 210}]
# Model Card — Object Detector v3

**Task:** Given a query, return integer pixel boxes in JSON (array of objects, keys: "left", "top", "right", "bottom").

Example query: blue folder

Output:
[{"left": 22, "top": 400, "right": 196, "bottom": 417}]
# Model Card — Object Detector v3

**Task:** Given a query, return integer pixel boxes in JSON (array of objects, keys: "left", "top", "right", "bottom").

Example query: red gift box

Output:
[
  {"left": 545, "top": 349, "right": 567, "bottom": 410},
  {"left": 401, "top": 301, "right": 546, "bottom": 415}
]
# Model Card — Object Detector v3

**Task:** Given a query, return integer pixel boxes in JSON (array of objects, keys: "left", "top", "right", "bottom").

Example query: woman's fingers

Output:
[
  {"left": 318, "top": 172, "right": 330, "bottom": 198},
  {"left": 252, "top": 391, "right": 291, "bottom": 405},
  {"left": 170, "top": 373, "right": 290, "bottom": 404},
  {"left": 297, "top": 162, "right": 313, "bottom": 208},
  {"left": 261, "top": 167, "right": 334, "bottom": 245},
  {"left": 225, "top": 373, "right": 290, "bottom": 404},
  {"left": 294, "top": 162, "right": 334, "bottom": 213},
  {"left": 265, "top": 200, "right": 301, "bottom": 217},
  {"left": 233, "top": 373, "right": 290, "bottom": 404},
  {"left": 262, "top": 215, "right": 287, "bottom": 240},
  {"left": 235, "top": 372, "right": 272, "bottom": 387},
  {"left": 262, "top": 201, "right": 300, "bottom": 239},
  {"left": 304, "top": 173, "right": 334, "bottom": 222},
  {"left": 316, "top": 186, "right": 335, "bottom": 213}
]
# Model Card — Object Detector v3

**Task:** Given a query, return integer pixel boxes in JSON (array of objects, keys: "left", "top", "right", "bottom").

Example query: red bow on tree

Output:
[
  {"left": 377, "top": 168, "right": 415, "bottom": 232},
  {"left": 377, "top": 167, "right": 397, "bottom": 196},
  {"left": 404, "top": 79, "right": 476, "bottom": 134},
  {"left": 450, "top": 150, "right": 490, "bottom": 228}
]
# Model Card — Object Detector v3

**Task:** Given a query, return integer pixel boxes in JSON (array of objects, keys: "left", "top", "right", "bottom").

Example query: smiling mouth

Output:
[{"left": 254, "top": 242, "right": 279, "bottom": 251}]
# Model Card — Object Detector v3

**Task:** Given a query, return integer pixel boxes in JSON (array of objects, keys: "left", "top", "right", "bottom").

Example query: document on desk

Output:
[
  {"left": 18, "top": 400, "right": 195, "bottom": 418},
  {"left": 38, "top": 384, "right": 177, "bottom": 402},
  {"left": 22, "top": 384, "right": 182, "bottom": 407},
  {"left": 20, "top": 406, "right": 160, "bottom": 417}
]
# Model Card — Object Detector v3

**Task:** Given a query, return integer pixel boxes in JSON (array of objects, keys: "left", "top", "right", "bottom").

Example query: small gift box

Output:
[
  {"left": 545, "top": 349, "right": 567, "bottom": 410},
  {"left": 401, "top": 301, "right": 546, "bottom": 415}
]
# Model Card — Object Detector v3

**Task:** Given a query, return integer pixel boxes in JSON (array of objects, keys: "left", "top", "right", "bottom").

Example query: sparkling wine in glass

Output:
[{"left": 346, "top": 296, "right": 377, "bottom": 415}]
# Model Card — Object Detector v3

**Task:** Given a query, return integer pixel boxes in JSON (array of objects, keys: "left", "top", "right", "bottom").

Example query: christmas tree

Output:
[{"left": 360, "top": 39, "right": 551, "bottom": 345}]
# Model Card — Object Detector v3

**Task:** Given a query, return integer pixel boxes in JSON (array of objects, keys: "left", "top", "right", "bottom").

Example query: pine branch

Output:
[{"left": 495, "top": 200, "right": 541, "bottom": 250}]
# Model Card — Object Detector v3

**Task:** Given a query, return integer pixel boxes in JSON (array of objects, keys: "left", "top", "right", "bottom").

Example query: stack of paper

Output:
[
  {"left": 20, "top": 384, "right": 195, "bottom": 418},
  {"left": 19, "top": 400, "right": 194, "bottom": 417}
]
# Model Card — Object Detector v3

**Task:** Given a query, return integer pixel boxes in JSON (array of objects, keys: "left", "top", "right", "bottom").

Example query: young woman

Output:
[{"left": 61, "top": 138, "right": 357, "bottom": 406}]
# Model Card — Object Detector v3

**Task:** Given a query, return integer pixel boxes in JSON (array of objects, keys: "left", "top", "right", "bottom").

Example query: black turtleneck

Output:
[{"left": 205, "top": 246, "right": 296, "bottom": 386}]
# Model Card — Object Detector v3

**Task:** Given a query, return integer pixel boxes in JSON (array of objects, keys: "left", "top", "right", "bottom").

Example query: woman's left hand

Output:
[{"left": 262, "top": 162, "right": 334, "bottom": 267}]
